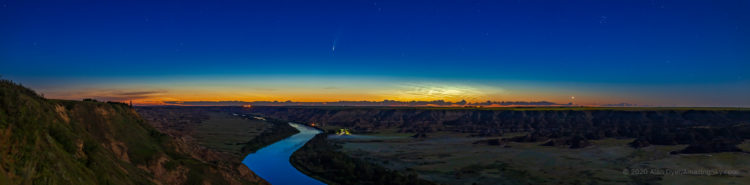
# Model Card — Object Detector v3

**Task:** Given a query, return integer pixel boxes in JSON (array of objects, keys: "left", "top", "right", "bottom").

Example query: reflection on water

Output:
[{"left": 242, "top": 123, "right": 325, "bottom": 185}]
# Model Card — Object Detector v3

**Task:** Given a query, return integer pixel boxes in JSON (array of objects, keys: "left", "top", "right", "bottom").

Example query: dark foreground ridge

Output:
[
  {"left": 251, "top": 106, "right": 750, "bottom": 154},
  {"left": 0, "top": 80, "right": 264, "bottom": 185}
]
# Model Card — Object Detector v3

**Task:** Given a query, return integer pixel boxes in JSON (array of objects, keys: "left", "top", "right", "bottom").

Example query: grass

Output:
[
  {"left": 0, "top": 79, "right": 261, "bottom": 185},
  {"left": 739, "top": 141, "right": 750, "bottom": 151},
  {"left": 1, "top": 80, "right": 156, "bottom": 184},
  {"left": 191, "top": 112, "right": 269, "bottom": 157},
  {"left": 240, "top": 117, "right": 300, "bottom": 154},
  {"left": 290, "top": 134, "right": 436, "bottom": 185},
  {"left": 335, "top": 132, "right": 750, "bottom": 185}
]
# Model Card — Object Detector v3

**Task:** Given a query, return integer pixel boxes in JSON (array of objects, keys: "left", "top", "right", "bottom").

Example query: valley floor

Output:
[
  {"left": 192, "top": 112, "right": 270, "bottom": 157},
  {"left": 332, "top": 131, "right": 750, "bottom": 185}
]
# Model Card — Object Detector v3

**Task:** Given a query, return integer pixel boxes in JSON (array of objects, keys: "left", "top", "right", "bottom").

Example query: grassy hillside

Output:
[{"left": 0, "top": 79, "right": 262, "bottom": 185}]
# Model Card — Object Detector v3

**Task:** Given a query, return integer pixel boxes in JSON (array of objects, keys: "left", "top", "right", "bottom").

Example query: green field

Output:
[
  {"left": 191, "top": 112, "right": 270, "bottom": 157},
  {"left": 333, "top": 132, "right": 750, "bottom": 185}
]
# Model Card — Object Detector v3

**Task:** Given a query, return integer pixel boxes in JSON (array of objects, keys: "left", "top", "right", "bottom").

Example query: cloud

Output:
[
  {"left": 63, "top": 89, "right": 167, "bottom": 102},
  {"left": 162, "top": 101, "right": 250, "bottom": 106},
  {"left": 113, "top": 90, "right": 165, "bottom": 96},
  {"left": 392, "top": 82, "right": 492, "bottom": 101},
  {"left": 252, "top": 88, "right": 277, "bottom": 91},
  {"left": 601, "top": 102, "right": 639, "bottom": 107}
]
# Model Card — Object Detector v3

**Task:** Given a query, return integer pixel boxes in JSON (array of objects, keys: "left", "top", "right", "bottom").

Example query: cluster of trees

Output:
[
  {"left": 240, "top": 117, "right": 300, "bottom": 154},
  {"left": 252, "top": 106, "right": 750, "bottom": 154},
  {"left": 290, "top": 134, "right": 435, "bottom": 185},
  {"left": 502, "top": 124, "right": 749, "bottom": 153}
]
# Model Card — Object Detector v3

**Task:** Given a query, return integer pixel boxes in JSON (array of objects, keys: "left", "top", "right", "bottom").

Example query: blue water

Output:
[{"left": 242, "top": 123, "right": 326, "bottom": 185}]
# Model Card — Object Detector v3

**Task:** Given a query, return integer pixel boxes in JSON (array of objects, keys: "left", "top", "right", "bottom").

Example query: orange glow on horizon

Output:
[
  {"left": 36, "top": 77, "right": 641, "bottom": 107},
  {"left": 56, "top": 92, "right": 624, "bottom": 106}
]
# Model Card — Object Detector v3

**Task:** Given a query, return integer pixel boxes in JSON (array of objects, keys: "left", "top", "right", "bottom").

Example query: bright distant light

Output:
[{"left": 389, "top": 82, "right": 502, "bottom": 102}]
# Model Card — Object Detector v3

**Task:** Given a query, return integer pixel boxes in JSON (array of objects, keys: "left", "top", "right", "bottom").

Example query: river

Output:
[{"left": 242, "top": 123, "right": 326, "bottom": 185}]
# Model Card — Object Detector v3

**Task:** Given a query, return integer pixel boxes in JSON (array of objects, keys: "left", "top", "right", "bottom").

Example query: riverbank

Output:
[
  {"left": 242, "top": 123, "right": 325, "bottom": 185},
  {"left": 240, "top": 117, "right": 300, "bottom": 154},
  {"left": 290, "top": 133, "right": 436, "bottom": 185},
  {"left": 325, "top": 131, "right": 750, "bottom": 185}
]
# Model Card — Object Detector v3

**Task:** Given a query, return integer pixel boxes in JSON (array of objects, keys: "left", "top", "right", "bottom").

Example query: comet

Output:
[{"left": 331, "top": 39, "right": 337, "bottom": 56}]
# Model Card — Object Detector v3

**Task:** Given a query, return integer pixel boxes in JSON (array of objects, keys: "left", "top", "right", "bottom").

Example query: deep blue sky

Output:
[{"left": 1, "top": 0, "right": 749, "bottom": 106}]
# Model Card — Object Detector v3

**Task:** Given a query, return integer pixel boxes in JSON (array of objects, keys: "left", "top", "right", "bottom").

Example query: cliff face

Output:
[
  {"left": 0, "top": 80, "right": 264, "bottom": 185},
  {"left": 249, "top": 106, "right": 750, "bottom": 152}
]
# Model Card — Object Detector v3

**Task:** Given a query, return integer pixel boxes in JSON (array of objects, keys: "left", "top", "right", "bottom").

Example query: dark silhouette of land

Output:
[
  {"left": 159, "top": 100, "right": 566, "bottom": 107},
  {"left": 3, "top": 79, "right": 749, "bottom": 185},
  {"left": 252, "top": 106, "right": 750, "bottom": 185}
]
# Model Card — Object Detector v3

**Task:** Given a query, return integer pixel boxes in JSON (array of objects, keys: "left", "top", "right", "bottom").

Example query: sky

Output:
[{"left": 1, "top": 0, "right": 749, "bottom": 106}]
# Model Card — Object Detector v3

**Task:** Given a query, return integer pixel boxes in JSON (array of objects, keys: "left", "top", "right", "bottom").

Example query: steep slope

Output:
[{"left": 0, "top": 80, "right": 263, "bottom": 185}]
